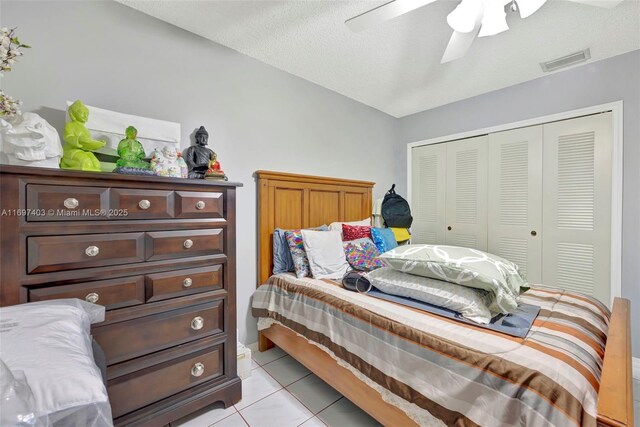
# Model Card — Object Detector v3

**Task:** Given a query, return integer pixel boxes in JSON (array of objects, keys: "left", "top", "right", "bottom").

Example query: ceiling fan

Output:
[{"left": 345, "top": 0, "right": 624, "bottom": 63}]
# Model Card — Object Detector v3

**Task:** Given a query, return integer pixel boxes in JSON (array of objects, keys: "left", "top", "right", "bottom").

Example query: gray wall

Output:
[
  {"left": 1, "top": 0, "right": 401, "bottom": 345},
  {"left": 399, "top": 50, "right": 640, "bottom": 356}
]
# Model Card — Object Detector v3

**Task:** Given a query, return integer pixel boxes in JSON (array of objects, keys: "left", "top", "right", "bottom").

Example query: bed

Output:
[{"left": 253, "top": 170, "right": 633, "bottom": 427}]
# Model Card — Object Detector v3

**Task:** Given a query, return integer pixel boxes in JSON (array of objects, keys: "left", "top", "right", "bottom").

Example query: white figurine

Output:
[
  {"left": 150, "top": 146, "right": 187, "bottom": 178},
  {"left": 0, "top": 112, "right": 62, "bottom": 168}
]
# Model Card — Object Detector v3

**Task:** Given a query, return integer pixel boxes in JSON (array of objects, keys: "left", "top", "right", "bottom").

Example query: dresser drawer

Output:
[
  {"left": 108, "top": 341, "right": 224, "bottom": 418},
  {"left": 92, "top": 299, "right": 224, "bottom": 364},
  {"left": 28, "top": 276, "right": 145, "bottom": 310},
  {"left": 110, "top": 188, "right": 173, "bottom": 219},
  {"left": 145, "top": 229, "right": 224, "bottom": 262},
  {"left": 27, "top": 232, "right": 146, "bottom": 274},
  {"left": 175, "top": 191, "right": 224, "bottom": 218},
  {"left": 26, "top": 184, "right": 110, "bottom": 221},
  {"left": 146, "top": 265, "right": 223, "bottom": 303}
]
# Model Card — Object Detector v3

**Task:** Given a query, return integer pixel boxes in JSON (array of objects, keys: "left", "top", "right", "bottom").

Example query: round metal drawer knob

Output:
[
  {"left": 191, "top": 362, "right": 205, "bottom": 377},
  {"left": 64, "top": 198, "right": 79, "bottom": 209},
  {"left": 195, "top": 201, "right": 206, "bottom": 210},
  {"left": 183, "top": 278, "right": 193, "bottom": 288},
  {"left": 138, "top": 199, "right": 151, "bottom": 210},
  {"left": 85, "top": 292, "right": 99, "bottom": 304},
  {"left": 85, "top": 246, "right": 100, "bottom": 257},
  {"left": 183, "top": 239, "right": 194, "bottom": 249},
  {"left": 191, "top": 316, "right": 204, "bottom": 330}
]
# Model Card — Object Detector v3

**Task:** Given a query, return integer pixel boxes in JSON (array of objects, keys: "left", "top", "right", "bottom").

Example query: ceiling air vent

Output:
[{"left": 540, "top": 49, "right": 591, "bottom": 73}]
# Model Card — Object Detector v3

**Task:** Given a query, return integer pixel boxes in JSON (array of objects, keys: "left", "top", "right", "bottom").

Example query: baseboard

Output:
[{"left": 633, "top": 357, "right": 640, "bottom": 380}]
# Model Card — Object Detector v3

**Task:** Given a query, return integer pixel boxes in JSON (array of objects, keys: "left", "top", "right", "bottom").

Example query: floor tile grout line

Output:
[
  {"left": 207, "top": 408, "right": 238, "bottom": 427},
  {"left": 279, "top": 371, "right": 313, "bottom": 388},
  {"left": 261, "top": 359, "right": 312, "bottom": 389},
  {"left": 235, "top": 386, "right": 283, "bottom": 413},
  {"left": 288, "top": 385, "right": 343, "bottom": 419},
  {"left": 253, "top": 351, "right": 287, "bottom": 368},
  {"left": 237, "top": 409, "right": 251, "bottom": 427}
]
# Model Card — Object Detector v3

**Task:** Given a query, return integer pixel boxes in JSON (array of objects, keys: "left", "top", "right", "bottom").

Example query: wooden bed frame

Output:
[{"left": 255, "top": 170, "right": 634, "bottom": 427}]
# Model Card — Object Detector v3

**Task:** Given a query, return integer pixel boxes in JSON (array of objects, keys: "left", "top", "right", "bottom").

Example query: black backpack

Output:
[{"left": 381, "top": 184, "right": 413, "bottom": 228}]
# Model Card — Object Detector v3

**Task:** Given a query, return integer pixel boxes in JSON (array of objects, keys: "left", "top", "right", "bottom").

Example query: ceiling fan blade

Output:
[
  {"left": 441, "top": 18, "right": 481, "bottom": 63},
  {"left": 345, "top": 0, "right": 439, "bottom": 32},
  {"left": 564, "top": 0, "right": 623, "bottom": 8}
]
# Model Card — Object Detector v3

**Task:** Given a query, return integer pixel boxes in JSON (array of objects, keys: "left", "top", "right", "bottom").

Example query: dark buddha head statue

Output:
[{"left": 195, "top": 126, "right": 209, "bottom": 146}]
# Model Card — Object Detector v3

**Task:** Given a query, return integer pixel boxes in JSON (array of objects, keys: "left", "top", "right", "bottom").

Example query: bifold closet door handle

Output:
[
  {"left": 447, "top": 226, "right": 452, "bottom": 231},
  {"left": 531, "top": 230, "right": 537, "bottom": 236}
]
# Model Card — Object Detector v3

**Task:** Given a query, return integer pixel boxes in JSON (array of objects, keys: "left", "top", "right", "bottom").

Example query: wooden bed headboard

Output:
[{"left": 255, "top": 170, "right": 374, "bottom": 286}]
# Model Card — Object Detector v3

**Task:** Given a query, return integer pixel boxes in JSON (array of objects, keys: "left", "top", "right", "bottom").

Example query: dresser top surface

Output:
[{"left": 0, "top": 165, "right": 243, "bottom": 188}]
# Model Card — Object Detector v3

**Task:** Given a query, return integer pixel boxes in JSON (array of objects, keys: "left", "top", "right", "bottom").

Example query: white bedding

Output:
[{"left": 0, "top": 299, "right": 113, "bottom": 427}]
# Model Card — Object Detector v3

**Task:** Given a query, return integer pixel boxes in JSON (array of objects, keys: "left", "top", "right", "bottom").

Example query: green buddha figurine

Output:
[
  {"left": 60, "top": 100, "right": 106, "bottom": 172},
  {"left": 116, "top": 126, "right": 149, "bottom": 169}
]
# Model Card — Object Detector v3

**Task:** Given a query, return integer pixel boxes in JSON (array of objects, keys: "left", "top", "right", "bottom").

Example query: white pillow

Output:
[
  {"left": 302, "top": 229, "right": 351, "bottom": 279},
  {"left": 0, "top": 299, "right": 112, "bottom": 425},
  {"left": 329, "top": 218, "right": 371, "bottom": 236},
  {"left": 365, "top": 268, "right": 500, "bottom": 324}
]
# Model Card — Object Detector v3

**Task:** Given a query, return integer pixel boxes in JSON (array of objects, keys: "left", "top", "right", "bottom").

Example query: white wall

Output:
[
  {"left": 399, "top": 50, "right": 640, "bottom": 357},
  {"left": 1, "top": 0, "right": 401, "bottom": 345}
]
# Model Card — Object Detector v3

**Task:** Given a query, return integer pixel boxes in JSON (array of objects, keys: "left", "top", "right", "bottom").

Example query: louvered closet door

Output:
[
  {"left": 445, "top": 136, "right": 488, "bottom": 250},
  {"left": 487, "top": 126, "right": 543, "bottom": 283},
  {"left": 411, "top": 143, "right": 447, "bottom": 244},
  {"left": 542, "top": 113, "right": 612, "bottom": 304}
]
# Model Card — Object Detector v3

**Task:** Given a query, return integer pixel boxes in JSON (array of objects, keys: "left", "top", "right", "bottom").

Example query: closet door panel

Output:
[
  {"left": 411, "top": 144, "right": 446, "bottom": 244},
  {"left": 542, "top": 113, "right": 612, "bottom": 304},
  {"left": 445, "top": 136, "right": 488, "bottom": 250},
  {"left": 487, "top": 126, "right": 543, "bottom": 283}
]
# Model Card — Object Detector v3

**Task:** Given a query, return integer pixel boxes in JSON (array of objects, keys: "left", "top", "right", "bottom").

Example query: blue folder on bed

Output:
[{"left": 367, "top": 288, "right": 540, "bottom": 338}]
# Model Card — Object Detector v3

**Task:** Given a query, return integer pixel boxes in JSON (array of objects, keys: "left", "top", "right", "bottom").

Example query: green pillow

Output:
[{"left": 378, "top": 245, "right": 528, "bottom": 314}]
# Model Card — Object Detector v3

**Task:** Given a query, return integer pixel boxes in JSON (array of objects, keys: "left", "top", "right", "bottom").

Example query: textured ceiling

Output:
[{"left": 118, "top": 0, "right": 640, "bottom": 118}]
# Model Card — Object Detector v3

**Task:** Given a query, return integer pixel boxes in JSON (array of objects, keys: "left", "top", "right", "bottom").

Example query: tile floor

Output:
[
  {"left": 172, "top": 346, "right": 381, "bottom": 427},
  {"left": 173, "top": 349, "right": 640, "bottom": 427}
]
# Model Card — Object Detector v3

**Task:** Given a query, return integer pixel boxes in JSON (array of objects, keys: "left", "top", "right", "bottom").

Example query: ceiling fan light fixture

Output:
[
  {"left": 478, "top": 0, "right": 509, "bottom": 37},
  {"left": 447, "top": 0, "right": 484, "bottom": 33},
  {"left": 517, "top": 0, "right": 547, "bottom": 18}
]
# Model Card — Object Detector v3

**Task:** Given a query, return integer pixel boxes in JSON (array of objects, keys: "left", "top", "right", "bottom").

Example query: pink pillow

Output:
[{"left": 342, "top": 224, "right": 371, "bottom": 241}]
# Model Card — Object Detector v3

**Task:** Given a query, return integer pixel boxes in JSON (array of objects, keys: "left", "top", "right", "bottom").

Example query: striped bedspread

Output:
[{"left": 252, "top": 273, "right": 610, "bottom": 427}]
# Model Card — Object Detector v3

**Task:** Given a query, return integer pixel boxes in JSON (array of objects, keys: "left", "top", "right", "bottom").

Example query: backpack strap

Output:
[{"left": 387, "top": 184, "right": 396, "bottom": 195}]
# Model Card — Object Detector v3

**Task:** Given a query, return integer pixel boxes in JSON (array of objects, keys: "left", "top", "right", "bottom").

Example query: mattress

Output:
[{"left": 252, "top": 273, "right": 610, "bottom": 427}]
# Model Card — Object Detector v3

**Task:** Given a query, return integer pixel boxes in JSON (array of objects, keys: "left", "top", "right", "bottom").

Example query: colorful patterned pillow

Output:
[
  {"left": 342, "top": 224, "right": 371, "bottom": 241},
  {"left": 343, "top": 239, "right": 383, "bottom": 271},
  {"left": 273, "top": 225, "right": 328, "bottom": 274},
  {"left": 370, "top": 227, "right": 398, "bottom": 253},
  {"left": 285, "top": 229, "right": 311, "bottom": 278}
]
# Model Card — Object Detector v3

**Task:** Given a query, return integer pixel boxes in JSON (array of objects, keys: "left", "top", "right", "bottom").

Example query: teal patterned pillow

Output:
[
  {"left": 378, "top": 245, "right": 527, "bottom": 314},
  {"left": 343, "top": 239, "right": 383, "bottom": 271},
  {"left": 370, "top": 228, "right": 398, "bottom": 253}
]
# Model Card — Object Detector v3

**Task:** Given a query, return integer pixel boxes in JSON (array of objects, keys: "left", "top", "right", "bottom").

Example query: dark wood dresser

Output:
[{"left": 0, "top": 165, "right": 242, "bottom": 426}]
